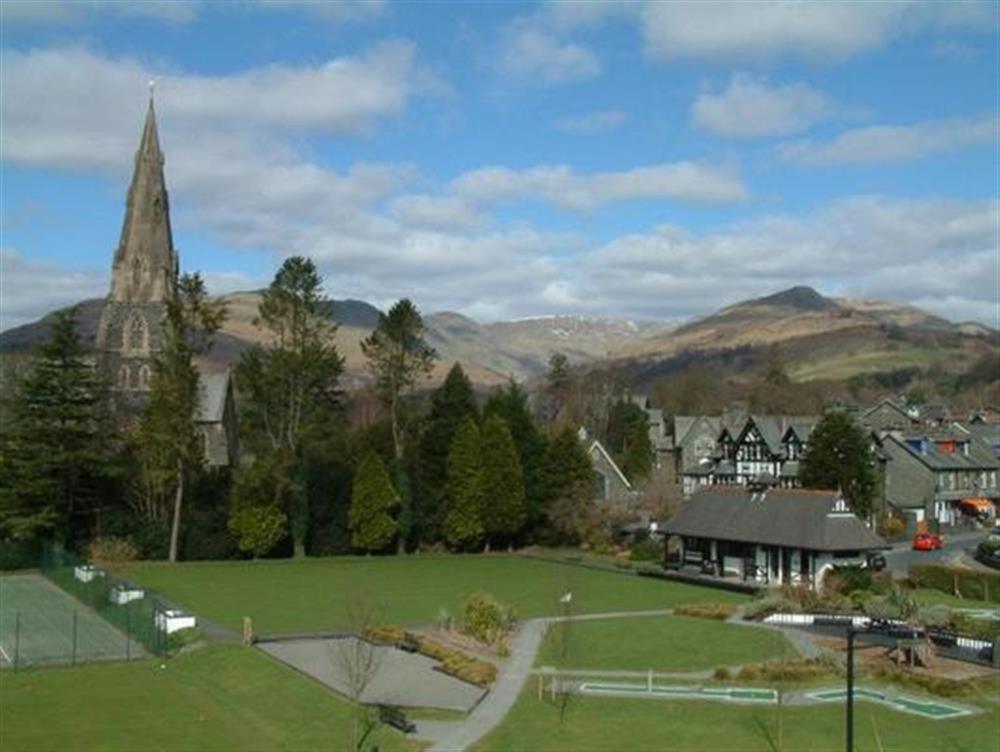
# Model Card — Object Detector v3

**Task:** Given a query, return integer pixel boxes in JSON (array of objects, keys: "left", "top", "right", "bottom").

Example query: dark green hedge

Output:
[{"left": 909, "top": 564, "right": 1000, "bottom": 604}]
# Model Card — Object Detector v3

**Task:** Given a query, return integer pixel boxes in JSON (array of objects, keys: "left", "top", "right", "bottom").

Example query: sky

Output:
[{"left": 0, "top": 0, "right": 998, "bottom": 331}]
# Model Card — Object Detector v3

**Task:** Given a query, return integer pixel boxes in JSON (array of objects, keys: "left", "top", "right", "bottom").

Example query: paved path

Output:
[{"left": 421, "top": 609, "right": 674, "bottom": 751}]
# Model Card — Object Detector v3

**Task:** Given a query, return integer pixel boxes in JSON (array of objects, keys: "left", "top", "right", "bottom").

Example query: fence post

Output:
[
  {"left": 125, "top": 602, "right": 131, "bottom": 661},
  {"left": 72, "top": 611, "right": 78, "bottom": 666},
  {"left": 14, "top": 612, "right": 21, "bottom": 672}
]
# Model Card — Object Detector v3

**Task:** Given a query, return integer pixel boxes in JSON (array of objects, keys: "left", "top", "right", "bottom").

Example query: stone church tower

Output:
[{"left": 96, "top": 95, "right": 178, "bottom": 414}]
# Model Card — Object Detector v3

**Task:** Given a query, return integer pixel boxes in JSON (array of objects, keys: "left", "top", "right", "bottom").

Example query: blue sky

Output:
[{"left": 1, "top": 0, "right": 997, "bottom": 330}]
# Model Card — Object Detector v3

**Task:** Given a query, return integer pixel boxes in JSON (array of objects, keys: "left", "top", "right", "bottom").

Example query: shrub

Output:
[
  {"left": 713, "top": 666, "right": 731, "bottom": 680},
  {"left": 737, "top": 656, "right": 840, "bottom": 683},
  {"left": 877, "top": 514, "right": 906, "bottom": 540},
  {"left": 85, "top": 537, "right": 138, "bottom": 569},
  {"left": 462, "top": 592, "right": 517, "bottom": 645},
  {"left": 628, "top": 537, "right": 661, "bottom": 562},
  {"left": 870, "top": 666, "right": 966, "bottom": 697},
  {"left": 364, "top": 625, "right": 407, "bottom": 645},
  {"left": 743, "top": 595, "right": 799, "bottom": 620},
  {"left": 824, "top": 564, "right": 871, "bottom": 595},
  {"left": 228, "top": 504, "right": 287, "bottom": 559},
  {"left": 674, "top": 602, "right": 737, "bottom": 620},
  {"left": 909, "top": 564, "right": 1000, "bottom": 603},
  {"left": 167, "top": 626, "right": 205, "bottom": 652},
  {"left": 415, "top": 635, "right": 498, "bottom": 686},
  {"left": 864, "top": 587, "right": 917, "bottom": 621}
]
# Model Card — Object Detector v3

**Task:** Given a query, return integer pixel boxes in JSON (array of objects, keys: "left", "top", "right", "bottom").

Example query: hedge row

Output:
[
  {"left": 364, "top": 625, "right": 498, "bottom": 686},
  {"left": 908, "top": 564, "right": 1000, "bottom": 604}
]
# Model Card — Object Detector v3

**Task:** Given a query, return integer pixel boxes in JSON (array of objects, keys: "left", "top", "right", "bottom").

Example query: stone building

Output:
[{"left": 96, "top": 96, "right": 237, "bottom": 466}]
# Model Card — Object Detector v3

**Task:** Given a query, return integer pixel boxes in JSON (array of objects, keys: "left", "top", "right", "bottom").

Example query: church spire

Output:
[{"left": 109, "top": 90, "right": 177, "bottom": 303}]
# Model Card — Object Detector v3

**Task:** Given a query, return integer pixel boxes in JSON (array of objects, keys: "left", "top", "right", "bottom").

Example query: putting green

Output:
[
  {"left": 806, "top": 687, "right": 973, "bottom": 719},
  {"left": 578, "top": 682, "right": 777, "bottom": 704}
]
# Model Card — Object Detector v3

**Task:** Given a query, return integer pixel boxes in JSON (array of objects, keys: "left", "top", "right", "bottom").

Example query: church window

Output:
[
  {"left": 139, "top": 365, "right": 151, "bottom": 389},
  {"left": 118, "top": 365, "right": 130, "bottom": 389},
  {"left": 126, "top": 315, "right": 147, "bottom": 352},
  {"left": 131, "top": 257, "right": 144, "bottom": 295}
]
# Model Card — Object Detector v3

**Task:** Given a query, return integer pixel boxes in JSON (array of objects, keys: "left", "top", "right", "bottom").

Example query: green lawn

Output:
[
  {"left": 910, "top": 588, "right": 999, "bottom": 611},
  {"left": 537, "top": 614, "right": 797, "bottom": 672},
  {"left": 127, "top": 555, "right": 744, "bottom": 634},
  {"left": 0, "top": 645, "right": 418, "bottom": 752},
  {"left": 475, "top": 683, "right": 1000, "bottom": 752}
]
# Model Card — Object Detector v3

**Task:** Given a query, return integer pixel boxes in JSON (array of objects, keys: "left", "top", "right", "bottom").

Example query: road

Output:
[{"left": 882, "top": 530, "right": 990, "bottom": 577}]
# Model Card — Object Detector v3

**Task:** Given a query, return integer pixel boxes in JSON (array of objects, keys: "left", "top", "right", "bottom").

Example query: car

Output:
[{"left": 913, "top": 532, "right": 944, "bottom": 551}]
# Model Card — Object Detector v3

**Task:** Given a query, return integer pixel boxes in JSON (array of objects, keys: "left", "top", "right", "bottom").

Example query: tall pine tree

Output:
[
  {"left": 479, "top": 415, "right": 526, "bottom": 550},
  {"left": 540, "top": 427, "right": 596, "bottom": 543},
  {"left": 484, "top": 380, "right": 547, "bottom": 534},
  {"left": 444, "top": 417, "right": 484, "bottom": 550},
  {"left": 349, "top": 452, "right": 399, "bottom": 553},
  {"left": 0, "top": 308, "right": 116, "bottom": 547},
  {"left": 417, "top": 363, "right": 478, "bottom": 544},
  {"left": 800, "top": 411, "right": 877, "bottom": 518}
]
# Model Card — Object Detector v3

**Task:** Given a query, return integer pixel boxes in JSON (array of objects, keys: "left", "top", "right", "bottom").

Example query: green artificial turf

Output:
[
  {"left": 475, "top": 683, "right": 1000, "bottom": 752},
  {"left": 127, "top": 555, "right": 745, "bottom": 634},
  {"left": 536, "top": 614, "right": 797, "bottom": 672},
  {"left": 0, "top": 645, "right": 418, "bottom": 752}
]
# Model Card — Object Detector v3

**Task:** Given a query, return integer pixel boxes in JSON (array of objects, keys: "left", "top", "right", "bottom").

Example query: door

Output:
[{"left": 781, "top": 548, "right": 792, "bottom": 584}]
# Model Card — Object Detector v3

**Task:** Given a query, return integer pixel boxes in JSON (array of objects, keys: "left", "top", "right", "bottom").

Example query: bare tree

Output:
[{"left": 330, "top": 590, "right": 385, "bottom": 751}]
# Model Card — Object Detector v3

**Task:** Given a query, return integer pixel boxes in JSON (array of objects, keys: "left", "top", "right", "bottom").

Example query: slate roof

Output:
[
  {"left": 195, "top": 370, "right": 231, "bottom": 423},
  {"left": 663, "top": 487, "right": 889, "bottom": 552},
  {"left": 894, "top": 434, "right": 999, "bottom": 471}
]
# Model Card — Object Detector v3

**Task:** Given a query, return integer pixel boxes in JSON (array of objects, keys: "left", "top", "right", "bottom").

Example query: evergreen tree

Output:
[
  {"left": 0, "top": 308, "right": 116, "bottom": 545},
  {"left": 444, "top": 417, "right": 484, "bottom": 550},
  {"left": 800, "top": 411, "right": 877, "bottom": 518},
  {"left": 235, "top": 257, "right": 344, "bottom": 556},
  {"left": 605, "top": 400, "right": 653, "bottom": 484},
  {"left": 484, "top": 380, "right": 547, "bottom": 531},
  {"left": 479, "top": 415, "right": 526, "bottom": 550},
  {"left": 417, "top": 363, "right": 478, "bottom": 543},
  {"left": 349, "top": 452, "right": 399, "bottom": 552},
  {"left": 134, "top": 273, "right": 225, "bottom": 562},
  {"left": 361, "top": 299, "right": 437, "bottom": 461},
  {"left": 539, "top": 427, "right": 595, "bottom": 542},
  {"left": 543, "top": 352, "right": 573, "bottom": 422}
]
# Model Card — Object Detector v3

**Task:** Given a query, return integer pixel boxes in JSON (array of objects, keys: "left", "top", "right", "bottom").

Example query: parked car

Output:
[{"left": 913, "top": 532, "right": 944, "bottom": 551}]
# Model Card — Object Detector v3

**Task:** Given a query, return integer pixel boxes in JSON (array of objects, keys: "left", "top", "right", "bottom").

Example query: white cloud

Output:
[
  {"left": 0, "top": 249, "right": 107, "bottom": 331},
  {"left": 640, "top": 1, "right": 994, "bottom": 64},
  {"left": 571, "top": 196, "right": 998, "bottom": 323},
  {"left": 497, "top": 16, "right": 601, "bottom": 83},
  {"left": 450, "top": 162, "right": 748, "bottom": 210},
  {"left": 779, "top": 114, "right": 998, "bottom": 165},
  {"left": 389, "top": 195, "right": 483, "bottom": 230},
  {"left": 692, "top": 73, "right": 834, "bottom": 138},
  {"left": 253, "top": 0, "right": 385, "bottom": 24},
  {"left": 555, "top": 109, "right": 628, "bottom": 134}
]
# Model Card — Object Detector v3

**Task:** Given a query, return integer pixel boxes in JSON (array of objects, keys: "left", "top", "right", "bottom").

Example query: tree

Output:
[
  {"left": 330, "top": 589, "right": 385, "bottom": 751},
  {"left": 800, "top": 411, "right": 877, "bottom": 518},
  {"left": 134, "top": 274, "right": 225, "bottom": 563},
  {"left": 229, "top": 504, "right": 287, "bottom": 559},
  {"left": 605, "top": 400, "right": 653, "bottom": 484},
  {"left": 543, "top": 352, "right": 573, "bottom": 423},
  {"left": 484, "top": 380, "right": 547, "bottom": 532},
  {"left": 349, "top": 452, "right": 399, "bottom": 552},
  {"left": 227, "top": 453, "right": 293, "bottom": 558},
  {"left": 0, "top": 308, "right": 116, "bottom": 545},
  {"left": 539, "top": 427, "right": 596, "bottom": 543},
  {"left": 444, "top": 417, "right": 484, "bottom": 550},
  {"left": 479, "top": 415, "right": 526, "bottom": 550},
  {"left": 236, "top": 257, "right": 344, "bottom": 556},
  {"left": 417, "top": 363, "right": 478, "bottom": 543},
  {"left": 361, "top": 299, "right": 437, "bottom": 461}
]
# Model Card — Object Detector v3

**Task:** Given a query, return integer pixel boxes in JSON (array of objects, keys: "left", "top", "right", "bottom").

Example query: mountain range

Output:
[{"left": 1, "top": 285, "right": 993, "bottom": 389}]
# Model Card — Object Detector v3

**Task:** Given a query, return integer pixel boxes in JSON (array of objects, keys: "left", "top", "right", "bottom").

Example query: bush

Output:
[
  {"left": 674, "top": 602, "right": 737, "bottom": 620},
  {"left": 877, "top": 514, "right": 907, "bottom": 540},
  {"left": 462, "top": 592, "right": 517, "bottom": 645},
  {"left": 824, "top": 564, "right": 871, "bottom": 595},
  {"left": 628, "top": 537, "right": 662, "bottom": 562},
  {"left": 228, "top": 504, "right": 287, "bottom": 559},
  {"left": 863, "top": 587, "right": 917, "bottom": 621},
  {"left": 737, "top": 656, "right": 840, "bottom": 683},
  {"left": 0, "top": 539, "right": 40, "bottom": 571},
  {"left": 870, "top": 666, "right": 966, "bottom": 698},
  {"left": 167, "top": 626, "right": 205, "bottom": 652},
  {"left": 909, "top": 564, "right": 1000, "bottom": 603},
  {"left": 713, "top": 666, "right": 731, "bottom": 680},
  {"left": 364, "top": 625, "right": 407, "bottom": 645},
  {"left": 85, "top": 537, "right": 138, "bottom": 569},
  {"left": 743, "top": 595, "right": 799, "bottom": 620}
]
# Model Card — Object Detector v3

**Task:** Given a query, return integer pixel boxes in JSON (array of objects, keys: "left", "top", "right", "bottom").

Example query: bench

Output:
[{"left": 378, "top": 705, "right": 416, "bottom": 734}]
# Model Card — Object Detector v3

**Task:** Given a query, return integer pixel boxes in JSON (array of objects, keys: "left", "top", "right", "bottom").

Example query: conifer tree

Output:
[
  {"left": 484, "top": 380, "right": 547, "bottom": 531},
  {"left": 800, "top": 411, "right": 877, "bottom": 518},
  {"left": 417, "top": 363, "right": 478, "bottom": 543},
  {"left": 479, "top": 415, "right": 526, "bottom": 550},
  {"left": 540, "top": 427, "right": 596, "bottom": 543},
  {"left": 0, "top": 308, "right": 115, "bottom": 545},
  {"left": 444, "top": 417, "right": 484, "bottom": 550},
  {"left": 349, "top": 452, "right": 399, "bottom": 552},
  {"left": 606, "top": 400, "right": 653, "bottom": 483}
]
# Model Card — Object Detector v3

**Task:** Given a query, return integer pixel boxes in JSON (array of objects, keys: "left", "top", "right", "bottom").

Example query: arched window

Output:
[
  {"left": 118, "top": 365, "right": 130, "bottom": 389},
  {"left": 125, "top": 315, "right": 147, "bottom": 352},
  {"left": 139, "top": 364, "right": 151, "bottom": 390}
]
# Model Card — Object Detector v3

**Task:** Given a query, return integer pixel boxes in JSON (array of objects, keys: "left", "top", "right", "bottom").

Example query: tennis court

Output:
[{"left": 0, "top": 574, "right": 144, "bottom": 668}]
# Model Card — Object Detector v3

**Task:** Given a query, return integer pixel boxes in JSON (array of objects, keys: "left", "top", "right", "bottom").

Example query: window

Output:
[
  {"left": 127, "top": 315, "right": 147, "bottom": 352},
  {"left": 131, "top": 257, "right": 143, "bottom": 294},
  {"left": 117, "top": 365, "right": 130, "bottom": 389},
  {"left": 139, "top": 364, "right": 151, "bottom": 389}
]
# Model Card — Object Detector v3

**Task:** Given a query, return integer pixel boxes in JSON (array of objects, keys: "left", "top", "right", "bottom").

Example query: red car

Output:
[{"left": 913, "top": 532, "right": 944, "bottom": 551}]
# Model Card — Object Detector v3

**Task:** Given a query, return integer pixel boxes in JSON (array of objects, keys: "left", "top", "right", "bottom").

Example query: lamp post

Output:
[{"left": 845, "top": 625, "right": 856, "bottom": 752}]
